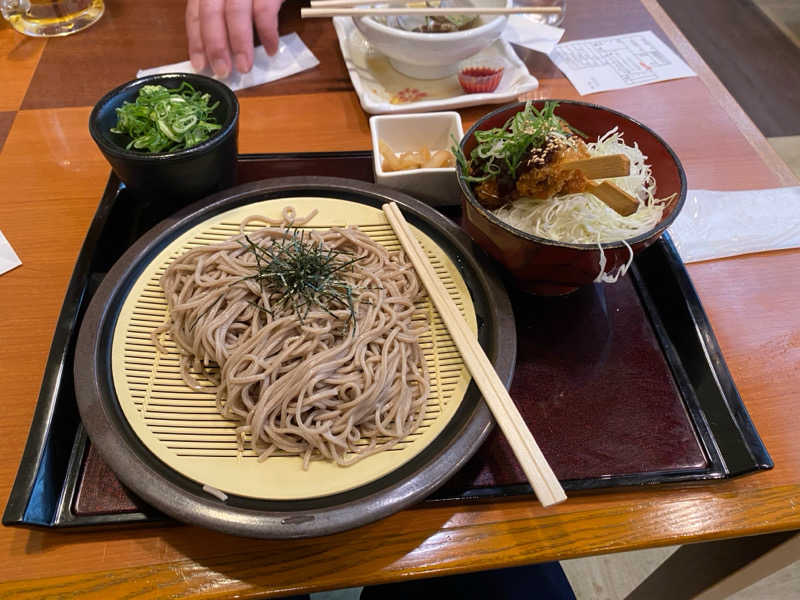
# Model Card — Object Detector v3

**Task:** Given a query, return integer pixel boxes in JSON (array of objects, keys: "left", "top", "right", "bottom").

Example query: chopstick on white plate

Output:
[
  {"left": 310, "top": 0, "right": 459, "bottom": 5},
  {"left": 302, "top": 6, "right": 562, "bottom": 18},
  {"left": 382, "top": 201, "right": 567, "bottom": 508},
  {"left": 309, "top": 0, "right": 544, "bottom": 5},
  {"left": 309, "top": 0, "right": 562, "bottom": 7}
]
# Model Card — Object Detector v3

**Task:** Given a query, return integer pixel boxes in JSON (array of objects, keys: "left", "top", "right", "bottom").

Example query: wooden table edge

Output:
[
  {"left": 1, "top": 484, "right": 798, "bottom": 598},
  {"left": 641, "top": 0, "right": 798, "bottom": 187}
]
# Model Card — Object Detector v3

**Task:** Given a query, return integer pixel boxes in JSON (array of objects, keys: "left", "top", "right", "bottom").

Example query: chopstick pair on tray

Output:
[
  {"left": 302, "top": 0, "right": 563, "bottom": 18},
  {"left": 383, "top": 202, "right": 567, "bottom": 507}
]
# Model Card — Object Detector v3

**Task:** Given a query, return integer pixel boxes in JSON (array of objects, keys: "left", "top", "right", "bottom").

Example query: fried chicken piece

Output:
[
  {"left": 471, "top": 134, "right": 594, "bottom": 209},
  {"left": 474, "top": 172, "right": 517, "bottom": 209},
  {"left": 515, "top": 136, "right": 592, "bottom": 199},
  {"left": 474, "top": 178, "right": 504, "bottom": 209}
]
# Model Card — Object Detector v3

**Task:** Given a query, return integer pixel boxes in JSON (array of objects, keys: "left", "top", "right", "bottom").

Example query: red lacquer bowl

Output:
[{"left": 457, "top": 100, "right": 687, "bottom": 295}]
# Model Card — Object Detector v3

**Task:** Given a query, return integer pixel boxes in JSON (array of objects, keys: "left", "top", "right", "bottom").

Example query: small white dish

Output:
[
  {"left": 370, "top": 112, "right": 464, "bottom": 207},
  {"left": 333, "top": 17, "right": 538, "bottom": 115}
]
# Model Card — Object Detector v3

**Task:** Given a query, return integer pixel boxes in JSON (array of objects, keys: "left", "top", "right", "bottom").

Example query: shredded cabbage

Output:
[
  {"left": 594, "top": 239, "right": 634, "bottom": 284},
  {"left": 493, "top": 128, "right": 671, "bottom": 244}
]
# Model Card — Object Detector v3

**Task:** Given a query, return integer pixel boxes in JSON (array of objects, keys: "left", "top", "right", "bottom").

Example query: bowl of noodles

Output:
[{"left": 456, "top": 100, "right": 687, "bottom": 295}]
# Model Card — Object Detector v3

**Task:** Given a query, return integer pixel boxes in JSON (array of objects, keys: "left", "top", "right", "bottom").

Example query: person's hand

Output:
[{"left": 186, "top": 0, "right": 285, "bottom": 78}]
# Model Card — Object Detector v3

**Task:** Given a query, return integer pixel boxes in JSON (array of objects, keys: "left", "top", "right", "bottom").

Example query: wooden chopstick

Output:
[
  {"left": 555, "top": 154, "right": 637, "bottom": 216},
  {"left": 302, "top": 6, "right": 561, "bottom": 18},
  {"left": 308, "top": 0, "right": 556, "bottom": 6},
  {"left": 309, "top": 0, "right": 562, "bottom": 8},
  {"left": 382, "top": 202, "right": 567, "bottom": 507},
  {"left": 561, "top": 154, "right": 630, "bottom": 180},
  {"left": 310, "top": 0, "right": 478, "bottom": 6},
  {"left": 585, "top": 181, "right": 639, "bottom": 216}
]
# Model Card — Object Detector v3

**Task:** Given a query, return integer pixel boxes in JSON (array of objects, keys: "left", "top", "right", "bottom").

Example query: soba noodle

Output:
[{"left": 153, "top": 208, "right": 430, "bottom": 469}]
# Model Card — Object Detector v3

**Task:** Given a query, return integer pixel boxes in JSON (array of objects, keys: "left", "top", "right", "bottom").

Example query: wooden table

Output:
[{"left": 0, "top": 1, "right": 798, "bottom": 598}]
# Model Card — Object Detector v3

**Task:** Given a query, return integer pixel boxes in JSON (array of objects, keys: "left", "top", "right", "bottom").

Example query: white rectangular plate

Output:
[{"left": 333, "top": 17, "right": 538, "bottom": 115}]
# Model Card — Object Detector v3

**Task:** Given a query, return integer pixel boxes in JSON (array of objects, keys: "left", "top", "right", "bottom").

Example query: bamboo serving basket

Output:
[{"left": 75, "top": 177, "right": 516, "bottom": 538}]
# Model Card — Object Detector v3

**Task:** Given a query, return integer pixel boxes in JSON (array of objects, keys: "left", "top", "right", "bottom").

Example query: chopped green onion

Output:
[
  {"left": 452, "top": 101, "right": 585, "bottom": 183},
  {"left": 110, "top": 82, "right": 222, "bottom": 153}
]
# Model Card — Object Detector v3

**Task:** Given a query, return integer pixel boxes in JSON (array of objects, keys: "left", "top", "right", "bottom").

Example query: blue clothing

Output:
[
  {"left": 360, "top": 563, "right": 576, "bottom": 600},
  {"left": 281, "top": 562, "right": 576, "bottom": 600}
]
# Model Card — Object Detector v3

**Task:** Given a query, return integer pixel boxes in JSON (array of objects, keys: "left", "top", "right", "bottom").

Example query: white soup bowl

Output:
[{"left": 353, "top": 0, "right": 511, "bottom": 79}]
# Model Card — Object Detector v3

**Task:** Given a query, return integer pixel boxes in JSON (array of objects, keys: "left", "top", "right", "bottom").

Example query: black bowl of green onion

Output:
[{"left": 89, "top": 73, "right": 238, "bottom": 212}]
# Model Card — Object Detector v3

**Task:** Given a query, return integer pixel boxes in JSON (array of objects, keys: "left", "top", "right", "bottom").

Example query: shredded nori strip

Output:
[{"left": 453, "top": 101, "right": 585, "bottom": 184}]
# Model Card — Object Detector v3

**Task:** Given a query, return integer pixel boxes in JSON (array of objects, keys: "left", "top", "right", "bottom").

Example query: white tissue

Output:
[
  {"left": 501, "top": 17, "right": 564, "bottom": 55},
  {"left": 137, "top": 33, "right": 319, "bottom": 92},
  {"left": 0, "top": 229, "right": 21, "bottom": 276},
  {"left": 667, "top": 187, "right": 800, "bottom": 263}
]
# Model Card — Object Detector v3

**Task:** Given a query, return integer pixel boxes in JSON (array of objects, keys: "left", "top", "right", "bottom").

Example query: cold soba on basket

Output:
[
  {"left": 152, "top": 207, "right": 430, "bottom": 470},
  {"left": 86, "top": 194, "right": 502, "bottom": 525}
]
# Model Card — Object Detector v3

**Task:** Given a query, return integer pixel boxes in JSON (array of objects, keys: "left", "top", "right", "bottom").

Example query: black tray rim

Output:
[
  {"left": 72, "top": 175, "right": 517, "bottom": 539},
  {"left": 4, "top": 151, "right": 773, "bottom": 531}
]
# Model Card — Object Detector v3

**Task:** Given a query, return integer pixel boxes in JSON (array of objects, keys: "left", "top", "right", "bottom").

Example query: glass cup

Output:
[
  {"left": 1, "top": 0, "right": 104, "bottom": 37},
  {"left": 515, "top": 0, "right": 566, "bottom": 27}
]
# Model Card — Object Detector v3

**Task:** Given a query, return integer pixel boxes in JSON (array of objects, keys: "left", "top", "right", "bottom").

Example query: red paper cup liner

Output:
[{"left": 457, "top": 57, "right": 506, "bottom": 94}]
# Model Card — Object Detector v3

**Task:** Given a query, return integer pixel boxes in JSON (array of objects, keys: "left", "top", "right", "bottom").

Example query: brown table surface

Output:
[{"left": 1, "top": 0, "right": 798, "bottom": 597}]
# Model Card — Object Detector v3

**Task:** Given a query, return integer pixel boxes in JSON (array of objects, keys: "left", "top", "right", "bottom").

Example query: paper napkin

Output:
[
  {"left": 137, "top": 33, "right": 319, "bottom": 92},
  {"left": 668, "top": 187, "right": 800, "bottom": 263},
  {"left": 0, "top": 229, "right": 21, "bottom": 276},
  {"left": 501, "top": 17, "right": 564, "bottom": 55},
  {"left": 550, "top": 30, "right": 696, "bottom": 95}
]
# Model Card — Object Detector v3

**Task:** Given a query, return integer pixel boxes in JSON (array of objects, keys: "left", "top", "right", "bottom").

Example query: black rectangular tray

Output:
[{"left": 3, "top": 152, "right": 772, "bottom": 530}]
